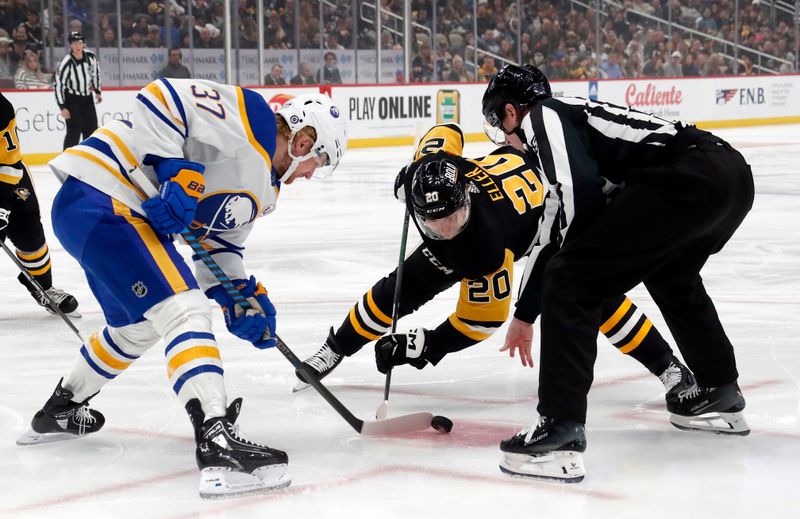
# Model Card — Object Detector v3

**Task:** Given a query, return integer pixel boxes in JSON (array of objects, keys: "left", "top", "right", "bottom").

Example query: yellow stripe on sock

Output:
[
  {"left": 366, "top": 289, "right": 392, "bottom": 326},
  {"left": 16, "top": 244, "right": 48, "bottom": 261},
  {"left": 618, "top": 319, "right": 653, "bottom": 354},
  {"left": 90, "top": 333, "right": 132, "bottom": 371},
  {"left": 600, "top": 297, "right": 632, "bottom": 335},
  {"left": 166, "top": 346, "right": 221, "bottom": 378},
  {"left": 348, "top": 307, "right": 381, "bottom": 341}
]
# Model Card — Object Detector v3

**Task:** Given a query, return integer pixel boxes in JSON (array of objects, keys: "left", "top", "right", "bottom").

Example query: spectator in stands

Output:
[
  {"left": 433, "top": 37, "right": 452, "bottom": 81},
  {"left": 600, "top": 52, "right": 624, "bottom": 78},
  {"left": 478, "top": 28, "right": 500, "bottom": 54},
  {"left": 9, "top": 32, "right": 28, "bottom": 74},
  {"left": 411, "top": 42, "right": 434, "bottom": 83},
  {"left": 22, "top": 9, "right": 42, "bottom": 46},
  {"left": 290, "top": 61, "right": 313, "bottom": 85},
  {"left": 265, "top": 11, "right": 288, "bottom": 49},
  {"left": 780, "top": 52, "right": 795, "bottom": 73},
  {"left": 0, "top": 0, "right": 25, "bottom": 35},
  {"left": 445, "top": 54, "right": 469, "bottom": 82},
  {"left": 13, "top": 48, "right": 52, "bottom": 88},
  {"left": 143, "top": 25, "right": 162, "bottom": 48},
  {"left": 682, "top": 53, "right": 701, "bottom": 76},
  {"left": 642, "top": 51, "right": 664, "bottom": 76},
  {"left": 316, "top": 51, "right": 343, "bottom": 84},
  {"left": 0, "top": 37, "right": 12, "bottom": 83},
  {"left": 696, "top": 6, "right": 717, "bottom": 34},
  {"left": 477, "top": 55, "right": 497, "bottom": 81},
  {"left": 124, "top": 28, "right": 145, "bottom": 48},
  {"left": 325, "top": 33, "right": 345, "bottom": 51},
  {"left": 101, "top": 28, "right": 116, "bottom": 47},
  {"left": 159, "top": 47, "right": 191, "bottom": 79},
  {"left": 705, "top": 53, "right": 725, "bottom": 75},
  {"left": 264, "top": 63, "right": 286, "bottom": 85},
  {"left": 195, "top": 26, "right": 216, "bottom": 49},
  {"left": 663, "top": 50, "right": 684, "bottom": 77}
]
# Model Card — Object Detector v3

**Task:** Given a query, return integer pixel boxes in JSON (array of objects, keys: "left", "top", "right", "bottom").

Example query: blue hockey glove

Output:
[
  {"left": 375, "top": 328, "right": 431, "bottom": 374},
  {"left": 206, "top": 276, "right": 277, "bottom": 349},
  {"left": 142, "top": 159, "right": 206, "bottom": 235}
]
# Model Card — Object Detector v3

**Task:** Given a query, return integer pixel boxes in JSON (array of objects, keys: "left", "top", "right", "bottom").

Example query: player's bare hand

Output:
[
  {"left": 61, "top": 108, "right": 71, "bottom": 119},
  {"left": 500, "top": 317, "right": 534, "bottom": 367}
]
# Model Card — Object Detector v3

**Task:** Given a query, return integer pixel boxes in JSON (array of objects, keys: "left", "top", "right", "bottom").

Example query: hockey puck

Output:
[{"left": 431, "top": 415, "right": 453, "bottom": 433}]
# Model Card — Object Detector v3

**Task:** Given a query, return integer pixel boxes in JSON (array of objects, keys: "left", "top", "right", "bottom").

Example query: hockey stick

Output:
[
  {"left": 180, "top": 227, "right": 435, "bottom": 435},
  {"left": 375, "top": 208, "right": 410, "bottom": 420},
  {"left": 0, "top": 239, "right": 84, "bottom": 342}
]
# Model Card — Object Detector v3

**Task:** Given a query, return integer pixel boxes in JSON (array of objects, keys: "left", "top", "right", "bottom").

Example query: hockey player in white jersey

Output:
[{"left": 16, "top": 79, "right": 347, "bottom": 499}]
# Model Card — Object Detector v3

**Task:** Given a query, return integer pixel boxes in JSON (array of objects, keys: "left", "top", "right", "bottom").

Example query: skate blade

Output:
[
  {"left": 670, "top": 411, "right": 750, "bottom": 436},
  {"left": 292, "top": 380, "right": 311, "bottom": 393},
  {"left": 499, "top": 451, "right": 585, "bottom": 483},
  {"left": 16, "top": 428, "right": 87, "bottom": 446},
  {"left": 199, "top": 465, "right": 291, "bottom": 499},
  {"left": 45, "top": 308, "right": 82, "bottom": 318}
]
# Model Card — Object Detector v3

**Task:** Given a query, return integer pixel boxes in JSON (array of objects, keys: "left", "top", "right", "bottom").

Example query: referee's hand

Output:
[
  {"left": 60, "top": 108, "right": 71, "bottom": 120},
  {"left": 95, "top": 93, "right": 103, "bottom": 104}
]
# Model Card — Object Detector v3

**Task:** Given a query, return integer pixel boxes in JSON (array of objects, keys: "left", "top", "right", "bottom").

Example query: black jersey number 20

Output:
[{"left": 467, "top": 268, "right": 511, "bottom": 303}]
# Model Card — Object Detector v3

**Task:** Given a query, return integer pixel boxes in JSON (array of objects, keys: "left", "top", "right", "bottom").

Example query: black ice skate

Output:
[
  {"left": 19, "top": 276, "right": 81, "bottom": 317},
  {"left": 499, "top": 416, "right": 587, "bottom": 483},
  {"left": 186, "top": 398, "right": 290, "bottom": 499},
  {"left": 17, "top": 379, "right": 105, "bottom": 445},
  {"left": 293, "top": 327, "right": 344, "bottom": 393},
  {"left": 667, "top": 381, "right": 749, "bottom": 435}
]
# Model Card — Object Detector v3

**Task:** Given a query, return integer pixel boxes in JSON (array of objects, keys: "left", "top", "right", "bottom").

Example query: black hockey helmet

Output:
[
  {"left": 68, "top": 31, "right": 84, "bottom": 43},
  {"left": 410, "top": 157, "right": 471, "bottom": 240},
  {"left": 481, "top": 64, "right": 551, "bottom": 130},
  {"left": 411, "top": 157, "right": 466, "bottom": 219}
]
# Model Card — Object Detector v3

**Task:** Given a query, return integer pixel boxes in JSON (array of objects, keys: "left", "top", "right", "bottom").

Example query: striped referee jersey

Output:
[
  {"left": 515, "top": 96, "right": 707, "bottom": 322},
  {"left": 54, "top": 50, "right": 102, "bottom": 108}
]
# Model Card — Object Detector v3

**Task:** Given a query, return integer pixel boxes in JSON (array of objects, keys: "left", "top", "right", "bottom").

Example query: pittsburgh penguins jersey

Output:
[
  {"left": 48, "top": 78, "right": 280, "bottom": 289},
  {"left": 398, "top": 123, "right": 545, "bottom": 349},
  {"left": 0, "top": 93, "right": 24, "bottom": 189}
]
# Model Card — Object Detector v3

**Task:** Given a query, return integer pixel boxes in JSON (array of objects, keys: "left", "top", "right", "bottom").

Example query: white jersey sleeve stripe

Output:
[{"left": 541, "top": 106, "right": 576, "bottom": 243}]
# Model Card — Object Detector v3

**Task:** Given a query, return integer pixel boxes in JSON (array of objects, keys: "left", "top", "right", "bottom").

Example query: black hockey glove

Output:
[
  {"left": 375, "top": 328, "right": 431, "bottom": 374},
  {"left": 0, "top": 204, "right": 9, "bottom": 242}
]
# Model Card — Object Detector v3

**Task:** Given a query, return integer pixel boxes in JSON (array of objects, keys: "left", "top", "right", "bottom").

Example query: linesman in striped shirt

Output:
[
  {"left": 482, "top": 64, "right": 754, "bottom": 482},
  {"left": 55, "top": 32, "right": 102, "bottom": 150}
]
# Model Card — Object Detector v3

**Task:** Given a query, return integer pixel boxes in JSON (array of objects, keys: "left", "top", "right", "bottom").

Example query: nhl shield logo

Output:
[{"left": 132, "top": 281, "right": 148, "bottom": 298}]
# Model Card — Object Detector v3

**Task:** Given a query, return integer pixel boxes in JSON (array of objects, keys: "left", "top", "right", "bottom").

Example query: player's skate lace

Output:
[
  {"left": 658, "top": 362, "right": 683, "bottom": 392},
  {"left": 678, "top": 384, "right": 701, "bottom": 402},
  {"left": 305, "top": 344, "right": 341, "bottom": 374},
  {"left": 74, "top": 406, "right": 96, "bottom": 435},
  {"left": 518, "top": 416, "right": 549, "bottom": 444}
]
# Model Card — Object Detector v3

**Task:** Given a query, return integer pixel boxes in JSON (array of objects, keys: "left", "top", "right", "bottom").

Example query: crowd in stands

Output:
[{"left": 0, "top": 0, "right": 797, "bottom": 88}]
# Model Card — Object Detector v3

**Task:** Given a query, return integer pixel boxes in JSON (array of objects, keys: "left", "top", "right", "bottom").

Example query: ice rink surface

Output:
[{"left": 1, "top": 125, "right": 798, "bottom": 519}]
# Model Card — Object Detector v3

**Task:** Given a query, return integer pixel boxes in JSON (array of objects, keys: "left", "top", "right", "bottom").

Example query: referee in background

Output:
[{"left": 55, "top": 32, "right": 102, "bottom": 150}]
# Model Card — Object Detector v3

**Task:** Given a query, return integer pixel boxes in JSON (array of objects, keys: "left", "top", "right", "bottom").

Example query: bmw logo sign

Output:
[{"left": 330, "top": 106, "right": 339, "bottom": 118}]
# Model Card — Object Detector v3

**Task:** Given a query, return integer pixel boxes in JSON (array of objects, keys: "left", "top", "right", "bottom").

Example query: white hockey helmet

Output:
[{"left": 276, "top": 93, "right": 348, "bottom": 182}]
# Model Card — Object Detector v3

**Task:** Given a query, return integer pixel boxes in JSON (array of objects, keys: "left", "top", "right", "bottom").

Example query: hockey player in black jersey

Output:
[
  {"left": 294, "top": 123, "right": 695, "bottom": 435},
  {"left": 482, "top": 64, "right": 753, "bottom": 482},
  {"left": 0, "top": 93, "right": 79, "bottom": 316}
]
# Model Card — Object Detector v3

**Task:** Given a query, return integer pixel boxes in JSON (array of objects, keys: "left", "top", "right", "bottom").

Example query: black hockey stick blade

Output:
[{"left": 276, "top": 337, "right": 433, "bottom": 435}]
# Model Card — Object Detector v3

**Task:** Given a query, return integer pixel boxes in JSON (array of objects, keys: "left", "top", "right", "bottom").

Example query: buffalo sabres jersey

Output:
[{"left": 49, "top": 78, "right": 280, "bottom": 289}]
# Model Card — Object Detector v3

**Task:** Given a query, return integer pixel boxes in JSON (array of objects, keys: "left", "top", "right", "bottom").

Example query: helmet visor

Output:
[
  {"left": 483, "top": 120, "right": 508, "bottom": 146},
  {"left": 417, "top": 197, "right": 471, "bottom": 240}
]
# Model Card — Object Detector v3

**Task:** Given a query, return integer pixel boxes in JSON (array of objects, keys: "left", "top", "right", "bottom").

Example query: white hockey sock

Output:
[
  {"left": 66, "top": 322, "right": 159, "bottom": 402},
  {"left": 145, "top": 290, "right": 227, "bottom": 419}
]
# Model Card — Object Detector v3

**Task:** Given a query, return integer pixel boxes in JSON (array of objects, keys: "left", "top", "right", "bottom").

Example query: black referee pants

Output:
[
  {"left": 63, "top": 93, "right": 97, "bottom": 149},
  {"left": 537, "top": 135, "right": 755, "bottom": 423}
]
